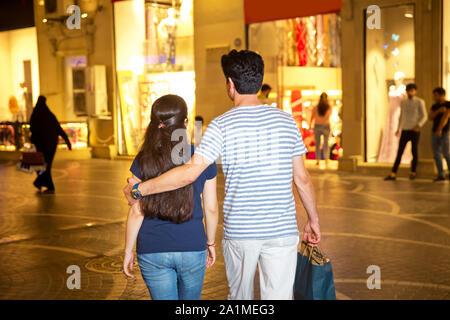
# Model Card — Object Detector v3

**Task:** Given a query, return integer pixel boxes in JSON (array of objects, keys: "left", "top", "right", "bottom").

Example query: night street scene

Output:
[{"left": 0, "top": 0, "right": 449, "bottom": 314}]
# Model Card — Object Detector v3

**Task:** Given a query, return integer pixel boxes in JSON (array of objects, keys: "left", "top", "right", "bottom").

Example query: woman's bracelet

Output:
[{"left": 207, "top": 241, "right": 216, "bottom": 247}]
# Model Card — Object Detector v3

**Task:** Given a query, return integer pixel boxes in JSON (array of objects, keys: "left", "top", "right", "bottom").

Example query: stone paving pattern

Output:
[{"left": 0, "top": 159, "right": 449, "bottom": 300}]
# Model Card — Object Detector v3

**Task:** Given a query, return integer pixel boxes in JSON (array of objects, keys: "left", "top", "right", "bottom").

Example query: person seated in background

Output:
[
  {"left": 329, "top": 135, "right": 343, "bottom": 161},
  {"left": 257, "top": 83, "right": 272, "bottom": 104}
]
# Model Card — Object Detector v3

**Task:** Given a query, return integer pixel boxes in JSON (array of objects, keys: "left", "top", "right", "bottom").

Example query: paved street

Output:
[{"left": 0, "top": 158, "right": 449, "bottom": 300}]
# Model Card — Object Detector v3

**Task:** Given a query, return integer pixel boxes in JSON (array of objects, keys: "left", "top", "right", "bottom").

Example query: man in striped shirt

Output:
[{"left": 125, "top": 50, "right": 321, "bottom": 300}]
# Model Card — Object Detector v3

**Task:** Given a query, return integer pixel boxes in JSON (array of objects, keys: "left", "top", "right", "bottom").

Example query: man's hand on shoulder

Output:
[{"left": 123, "top": 176, "right": 140, "bottom": 206}]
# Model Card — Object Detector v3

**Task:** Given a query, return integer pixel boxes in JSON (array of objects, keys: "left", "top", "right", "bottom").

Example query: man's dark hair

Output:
[
  {"left": 261, "top": 84, "right": 272, "bottom": 92},
  {"left": 433, "top": 87, "right": 446, "bottom": 96},
  {"left": 195, "top": 115, "right": 204, "bottom": 123},
  {"left": 406, "top": 83, "right": 417, "bottom": 91},
  {"left": 221, "top": 50, "right": 264, "bottom": 94}
]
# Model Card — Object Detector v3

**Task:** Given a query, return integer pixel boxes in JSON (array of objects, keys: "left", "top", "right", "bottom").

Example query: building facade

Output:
[{"left": 2, "top": 0, "right": 448, "bottom": 178}]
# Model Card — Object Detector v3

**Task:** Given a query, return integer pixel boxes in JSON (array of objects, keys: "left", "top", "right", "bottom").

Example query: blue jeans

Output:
[
  {"left": 314, "top": 124, "right": 330, "bottom": 160},
  {"left": 137, "top": 250, "right": 207, "bottom": 300},
  {"left": 432, "top": 131, "right": 450, "bottom": 177}
]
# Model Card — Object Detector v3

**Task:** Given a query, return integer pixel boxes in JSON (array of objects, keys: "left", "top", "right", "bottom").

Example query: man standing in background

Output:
[
  {"left": 385, "top": 84, "right": 428, "bottom": 181},
  {"left": 429, "top": 87, "right": 450, "bottom": 181}
]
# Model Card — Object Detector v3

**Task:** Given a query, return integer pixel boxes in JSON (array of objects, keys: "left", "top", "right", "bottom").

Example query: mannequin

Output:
[
  {"left": 16, "top": 83, "right": 28, "bottom": 122},
  {"left": 377, "top": 72, "right": 412, "bottom": 163},
  {"left": 145, "top": 5, "right": 160, "bottom": 64},
  {"left": 158, "top": 7, "right": 178, "bottom": 68}
]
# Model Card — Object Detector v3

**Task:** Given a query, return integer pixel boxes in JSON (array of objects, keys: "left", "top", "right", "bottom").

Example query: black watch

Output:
[{"left": 131, "top": 183, "right": 143, "bottom": 200}]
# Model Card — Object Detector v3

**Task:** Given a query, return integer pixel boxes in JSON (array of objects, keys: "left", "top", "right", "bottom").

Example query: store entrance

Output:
[{"left": 248, "top": 13, "right": 343, "bottom": 165}]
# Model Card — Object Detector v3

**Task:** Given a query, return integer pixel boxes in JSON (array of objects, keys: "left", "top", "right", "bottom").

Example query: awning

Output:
[{"left": 244, "top": 0, "right": 344, "bottom": 24}]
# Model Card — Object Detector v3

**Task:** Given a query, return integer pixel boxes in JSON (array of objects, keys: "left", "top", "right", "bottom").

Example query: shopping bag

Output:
[
  {"left": 293, "top": 240, "right": 336, "bottom": 300},
  {"left": 16, "top": 144, "right": 46, "bottom": 174}
]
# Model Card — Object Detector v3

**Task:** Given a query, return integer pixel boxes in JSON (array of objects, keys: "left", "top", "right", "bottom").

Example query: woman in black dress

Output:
[{"left": 30, "top": 96, "right": 72, "bottom": 193}]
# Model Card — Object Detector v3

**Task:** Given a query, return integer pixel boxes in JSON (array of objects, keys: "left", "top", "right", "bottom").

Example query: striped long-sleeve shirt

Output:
[
  {"left": 398, "top": 96, "right": 428, "bottom": 131},
  {"left": 195, "top": 104, "right": 307, "bottom": 240}
]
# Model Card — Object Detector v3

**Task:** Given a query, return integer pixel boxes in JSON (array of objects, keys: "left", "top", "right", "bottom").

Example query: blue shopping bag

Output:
[{"left": 293, "top": 241, "right": 336, "bottom": 300}]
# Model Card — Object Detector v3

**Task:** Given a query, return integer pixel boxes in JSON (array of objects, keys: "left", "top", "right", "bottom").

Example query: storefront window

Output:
[
  {"left": 249, "top": 14, "right": 343, "bottom": 161},
  {"left": 365, "top": 4, "right": 415, "bottom": 163},
  {"left": 0, "top": 121, "right": 88, "bottom": 151},
  {"left": 114, "top": 0, "right": 195, "bottom": 155}
]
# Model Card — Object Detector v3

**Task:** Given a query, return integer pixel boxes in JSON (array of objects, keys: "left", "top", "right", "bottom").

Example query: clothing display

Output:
[
  {"left": 316, "top": 15, "right": 328, "bottom": 67},
  {"left": 327, "top": 14, "right": 341, "bottom": 67},
  {"left": 295, "top": 18, "right": 307, "bottom": 66},
  {"left": 288, "top": 14, "right": 340, "bottom": 67},
  {"left": 145, "top": 6, "right": 160, "bottom": 63},
  {"left": 304, "top": 16, "right": 317, "bottom": 66},
  {"left": 158, "top": 8, "right": 178, "bottom": 66}
]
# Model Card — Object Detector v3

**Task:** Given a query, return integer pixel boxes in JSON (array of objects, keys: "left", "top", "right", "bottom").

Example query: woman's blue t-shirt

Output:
[{"left": 130, "top": 146, "right": 218, "bottom": 254}]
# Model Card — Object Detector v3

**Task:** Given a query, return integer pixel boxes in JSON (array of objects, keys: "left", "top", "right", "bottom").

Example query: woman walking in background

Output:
[
  {"left": 30, "top": 96, "right": 71, "bottom": 194},
  {"left": 312, "top": 92, "right": 332, "bottom": 166},
  {"left": 122, "top": 94, "right": 219, "bottom": 300}
]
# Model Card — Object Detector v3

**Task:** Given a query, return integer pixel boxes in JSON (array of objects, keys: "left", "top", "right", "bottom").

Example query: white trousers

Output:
[{"left": 222, "top": 235, "right": 299, "bottom": 300}]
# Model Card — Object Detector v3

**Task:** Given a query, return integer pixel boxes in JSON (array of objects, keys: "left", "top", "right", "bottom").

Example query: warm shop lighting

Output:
[
  {"left": 301, "top": 90, "right": 314, "bottom": 96},
  {"left": 300, "top": 90, "right": 342, "bottom": 97},
  {"left": 81, "top": 13, "right": 88, "bottom": 18},
  {"left": 404, "top": 13, "right": 413, "bottom": 18},
  {"left": 42, "top": 18, "right": 48, "bottom": 23},
  {"left": 326, "top": 90, "right": 342, "bottom": 96}
]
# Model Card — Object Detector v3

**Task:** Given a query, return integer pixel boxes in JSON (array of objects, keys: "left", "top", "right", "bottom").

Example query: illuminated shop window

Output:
[
  {"left": 115, "top": 0, "right": 195, "bottom": 155},
  {"left": 249, "top": 14, "right": 343, "bottom": 161},
  {"left": 365, "top": 5, "right": 415, "bottom": 163}
]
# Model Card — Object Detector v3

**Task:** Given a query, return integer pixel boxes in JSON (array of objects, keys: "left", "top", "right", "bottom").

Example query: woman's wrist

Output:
[{"left": 207, "top": 241, "right": 216, "bottom": 247}]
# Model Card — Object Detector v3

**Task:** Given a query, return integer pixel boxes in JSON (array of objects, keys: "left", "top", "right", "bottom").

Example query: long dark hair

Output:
[
  {"left": 317, "top": 92, "right": 330, "bottom": 116},
  {"left": 138, "top": 94, "right": 193, "bottom": 223}
]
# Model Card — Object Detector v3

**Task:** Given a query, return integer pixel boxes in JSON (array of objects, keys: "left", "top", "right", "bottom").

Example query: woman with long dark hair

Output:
[
  {"left": 312, "top": 92, "right": 332, "bottom": 166},
  {"left": 122, "top": 94, "right": 219, "bottom": 300},
  {"left": 29, "top": 95, "right": 72, "bottom": 193}
]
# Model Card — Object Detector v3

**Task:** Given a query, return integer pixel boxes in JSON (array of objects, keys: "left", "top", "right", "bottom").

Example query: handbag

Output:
[
  {"left": 16, "top": 144, "right": 47, "bottom": 174},
  {"left": 293, "top": 240, "right": 336, "bottom": 300}
]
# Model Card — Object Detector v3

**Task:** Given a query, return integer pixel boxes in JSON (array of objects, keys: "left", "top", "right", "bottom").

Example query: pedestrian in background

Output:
[
  {"left": 385, "top": 84, "right": 427, "bottom": 181},
  {"left": 429, "top": 87, "right": 450, "bottom": 181},
  {"left": 312, "top": 92, "right": 332, "bottom": 167},
  {"left": 29, "top": 96, "right": 72, "bottom": 193}
]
